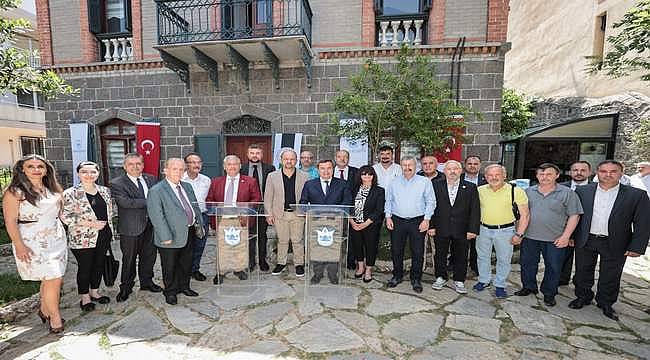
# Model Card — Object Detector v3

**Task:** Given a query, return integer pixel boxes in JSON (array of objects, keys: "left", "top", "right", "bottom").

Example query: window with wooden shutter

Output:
[{"left": 88, "top": 0, "right": 102, "bottom": 34}]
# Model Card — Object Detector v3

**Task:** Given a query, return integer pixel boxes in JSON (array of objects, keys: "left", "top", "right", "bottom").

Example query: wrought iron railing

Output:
[{"left": 156, "top": 0, "right": 312, "bottom": 45}]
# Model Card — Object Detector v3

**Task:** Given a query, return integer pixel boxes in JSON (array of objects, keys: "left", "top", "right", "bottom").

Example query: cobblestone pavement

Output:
[{"left": 2, "top": 238, "right": 650, "bottom": 359}]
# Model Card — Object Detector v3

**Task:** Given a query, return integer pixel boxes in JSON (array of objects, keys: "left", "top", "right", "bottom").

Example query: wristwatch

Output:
[{"left": 514, "top": 232, "right": 524, "bottom": 238}]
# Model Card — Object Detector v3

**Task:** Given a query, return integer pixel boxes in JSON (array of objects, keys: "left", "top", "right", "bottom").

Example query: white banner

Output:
[
  {"left": 272, "top": 133, "right": 303, "bottom": 169},
  {"left": 339, "top": 117, "right": 368, "bottom": 168},
  {"left": 69, "top": 123, "right": 89, "bottom": 185}
]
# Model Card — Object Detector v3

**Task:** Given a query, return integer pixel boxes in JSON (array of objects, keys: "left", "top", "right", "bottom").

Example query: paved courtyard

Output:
[{"left": 2, "top": 236, "right": 650, "bottom": 359}]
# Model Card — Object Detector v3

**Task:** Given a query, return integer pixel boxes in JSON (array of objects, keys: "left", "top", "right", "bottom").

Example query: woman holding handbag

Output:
[{"left": 61, "top": 161, "right": 115, "bottom": 312}]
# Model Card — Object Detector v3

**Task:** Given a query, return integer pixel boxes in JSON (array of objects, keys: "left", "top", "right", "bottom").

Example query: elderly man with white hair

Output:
[
  {"left": 630, "top": 161, "right": 650, "bottom": 198},
  {"left": 429, "top": 160, "right": 480, "bottom": 294}
]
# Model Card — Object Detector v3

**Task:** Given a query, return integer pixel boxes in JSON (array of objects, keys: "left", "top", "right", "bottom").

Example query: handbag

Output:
[
  {"left": 511, "top": 183, "right": 521, "bottom": 221},
  {"left": 103, "top": 244, "right": 120, "bottom": 287}
]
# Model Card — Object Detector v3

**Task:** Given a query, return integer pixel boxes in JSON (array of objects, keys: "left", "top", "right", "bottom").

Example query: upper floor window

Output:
[
  {"left": 17, "top": 90, "right": 44, "bottom": 110},
  {"left": 21, "top": 137, "right": 46, "bottom": 157},
  {"left": 88, "top": 0, "right": 132, "bottom": 34},
  {"left": 375, "top": 0, "right": 430, "bottom": 46},
  {"left": 375, "top": 0, "right": 431, "bottom": 16},
  {"left": 100, "top": 119, "right": 136, "bottom": 184}
]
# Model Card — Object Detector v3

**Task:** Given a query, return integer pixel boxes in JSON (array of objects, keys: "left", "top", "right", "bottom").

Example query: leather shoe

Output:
[
  {"left": 598, "top": 304, "right": 619, "bottom": 321},
  {"left": 514, "top": 288, "right": 538, "bottom": 296},
  {"left": 558, "top": 280, "right": 570, "bottom": 286},
  {"left": 213, "top": 274, "right": 224, "bottom": 285},
  {"left": 259, "top": 260, "right": 270, "bottom": 272},
  {"left": 387, "top": 277, "right": 402, "bottom": 288},
  {"left": 412, "top": 281, "right": 423, "bottom": 293},
  {"left": 235, "top": 271, "right": 248, "bottom": 280},
  {"left": 192, "top": 271, "right": 207, "bottom": 281},
  {"left": 165, "top": 294, "right": 177, "bottom": 305},
  {"left": 116, "top": 289, "right": 131, "bottom": 302},
  {"left": 568, "top": 298, "right": 591, "bottom": 309},
  {"left": 181, "top": 289, "right": 199, "bottom": 297},
  {"left": 543, "top": 295, "right": 556, "bottom": 307},
  {"left": 140, "top": 283, "right": 163, "bottom": 293}
]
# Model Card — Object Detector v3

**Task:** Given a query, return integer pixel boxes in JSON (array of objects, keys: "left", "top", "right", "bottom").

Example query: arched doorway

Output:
[{"left": 223, "top": 115, "right": 273, "bottom": 163}]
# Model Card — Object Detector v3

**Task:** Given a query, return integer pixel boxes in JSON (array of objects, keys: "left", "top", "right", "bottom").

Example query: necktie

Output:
[
  {"left": 176, "top": 185, "right": 194, "bottom": 225},
  {"left": 252, "top": 164, "right": 261, "bottom": 191},
  {"left": 324, "top": 180, "right": 330, "bottom": 196},
  {"left": 339, "top": 169, "right": 345, "bottom": 180},
  {"left": 136, "top": 177, "right": 145, "bottom": 198},
  {"left": 225, "top": 177, "right": 235, "bottom": 204}
]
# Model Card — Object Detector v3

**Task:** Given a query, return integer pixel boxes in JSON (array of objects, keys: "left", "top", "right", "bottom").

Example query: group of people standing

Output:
[{"left": 3, "top": 146, "right": 649, "bottom": 335}]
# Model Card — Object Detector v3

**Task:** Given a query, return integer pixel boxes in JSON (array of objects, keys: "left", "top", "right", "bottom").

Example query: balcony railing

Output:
[
  {"left": 97, "top": 33, "right": 134, "bottom": 62},
  {"left": 156, "top": 0, "right": 313, "bottom": 46},
  {"left": 377, "top": 16, "right": 426, "bottom": 47}
]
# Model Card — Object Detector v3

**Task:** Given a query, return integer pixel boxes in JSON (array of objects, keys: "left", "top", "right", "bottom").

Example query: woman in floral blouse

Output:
[
  {"left": 61, "top": 161, "right": 115, "bottom": 312},
  {"left": 2, "top": 155, "right": 67, "bottom": 333}
]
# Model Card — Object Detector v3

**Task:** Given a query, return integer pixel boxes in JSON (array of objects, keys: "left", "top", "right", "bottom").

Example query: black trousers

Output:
[
  {"left": 312, "top": 261, "right": 339, "bottom": 282},
  {"left": 350, "top": 223, "right": 381, "bottom": 266},
  {"left": 391, "top": 216, "right": 425, "bottom": 281},
  {"left": 435, "top": 235, "right": 468, "bottom": 282},
  {"left": 158, "top": 227, "right": 194, "bottom": 296},
  {"left": 574, "top": 235, "right": 627, "bottom": 307},
  {"left": 119, "top": 222, "right": 157, "bottom": 291},
  {"left": 71, "top": 228, "right": 111, "bottom": 294},
  {"left": 249, "top": 217, "right": 268, "bottom": 266},
  {"left": 447, "top": 239, "right": 478, "bottom": 274},
  {"left": 559, "top": 245, "right": 575, "bottom": 284}
]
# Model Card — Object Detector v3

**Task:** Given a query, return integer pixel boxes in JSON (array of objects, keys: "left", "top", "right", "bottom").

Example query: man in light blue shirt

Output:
[{"left": 385, "top": 155, "right": 436, "bottom": 293}]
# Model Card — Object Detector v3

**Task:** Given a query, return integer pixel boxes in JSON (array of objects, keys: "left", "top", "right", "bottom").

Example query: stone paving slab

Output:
[
  {"left": 445, "top": 314, "right": 501, "bottom": 342},
  {"left": 443, "top": 296, "right": 497, "bottom": 317},
  {"left": 365, "top": 289, "right": 436, "bottom": 316},
  {"left": 382, "top": 312, "right": 443, "bottom": 347},
  {"left": 285, "top": 316, "right": 364, "bottom": 353},
  {"left": 106, "top": 307, "right": 168, "bottom": 345},
  {"left": 501, "top": 302, "right": 567, "bottom": 337}
]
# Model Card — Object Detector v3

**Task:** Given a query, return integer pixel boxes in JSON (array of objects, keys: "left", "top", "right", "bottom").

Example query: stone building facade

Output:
[{"left": 37, "top": 0, "right": 510, "bottom": 185}]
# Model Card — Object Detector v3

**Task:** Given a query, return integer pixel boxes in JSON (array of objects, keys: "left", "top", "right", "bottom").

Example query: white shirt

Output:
[
  {"left": 630, "top": 173, "right": 650, "bottom": 198},
  {"left": 464, "top": 174, "right": 479, "bottom": 185},
  {"left": 570, "top": 180, "right": 588, "bottom": 191},
  {"left": 166, "top": 179, "right": 196, "bottom": 224},
  {"left": 334, "top": 166, "right": 350, "bottom": 181},
  {"left": 373, "top": 163, "right": 403, "bottom": 189},
  {"left": 127, "top": 174, "right": 148, "bottom": 197},
  {"left": 224, "top": 174, "right": 240, "bottom": 205},
  {"left": 320, "top": 177, "right": 332, "bottom": 195},
  {"left": 447, "top": 180, "right": 460, "bottom": 206},
  {"left": 590, "top": 183, "right": 620, "bottom": 236},
  {"left": 182, "top": 172, "right": 211, "bottom": 212}
]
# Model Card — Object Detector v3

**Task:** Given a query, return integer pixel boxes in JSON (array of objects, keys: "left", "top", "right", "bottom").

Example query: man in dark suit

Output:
[
  {"left": 429, "top": 160, "right": 480, "bottom": 294},
  {"left": 207, "top": 155, "right": 262, "bottom": 284},
  {"left": 300, "top": 159, "right": 353, "bottom": 284},
  {"left": 240, "top": 144, "right": 275, "bottom": 272},
  {"left": 558, "top": 160, "right": 592, "bottom": 286},
  {"left": 460, "top": 155, "right": 487, "bottom": 186},
  {"left": 417, "top": 155, "right": 446, "bottom": 182},
  {"left": 110, "top": 153, "right": 162, "bottom": 302},
  {"left": 334, "top": 149, "right": 359, "bottom": 269},
  {"left": 568, "top": 160, "right": 650, "bottom": 320},
  {"left": 147, "top": 158, "right": 204, "bottom": 305}
]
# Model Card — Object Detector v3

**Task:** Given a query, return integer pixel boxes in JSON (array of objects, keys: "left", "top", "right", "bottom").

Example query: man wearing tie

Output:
[
  {"left": 110, "top": 153, "right": 162, "bottom": 302},
  {"left": 147, "top": 159, "right": 204, "bottom": 305},
  {"left": 207, "top": 155, "right": 262, "bottom": 284},
  {"left": 240, "top": 144, "right": 275, "bottom": 271},
  {"left": 568, "top": 160, "right": 650, "bottom": 320},
  {"left": 334, "top": 149, "right": 359, "bottom": 269},
  {"left": 300, "top": 159, "right": 353, "bottom": 284}
]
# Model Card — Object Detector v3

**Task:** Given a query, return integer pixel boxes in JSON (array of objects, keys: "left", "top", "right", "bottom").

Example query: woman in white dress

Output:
[{"left": 2, "top": 155, "right": 67, "bottom": 334}]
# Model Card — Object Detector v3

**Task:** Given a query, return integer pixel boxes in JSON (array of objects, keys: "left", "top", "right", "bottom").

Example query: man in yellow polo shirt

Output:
[{"left": 474, "top": 164, "right": 530, "bottom": 298}]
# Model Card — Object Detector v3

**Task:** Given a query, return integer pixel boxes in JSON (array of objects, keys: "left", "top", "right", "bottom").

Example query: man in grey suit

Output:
[
  {"left": 110, "top": 153, "right": 162, "bottom": 302},
  {"left": 147, "top": 158, "right": 204, "bottom": 305}
]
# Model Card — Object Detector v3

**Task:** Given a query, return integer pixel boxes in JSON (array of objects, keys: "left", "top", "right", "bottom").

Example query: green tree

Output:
[
  {"left": 501, "top": 88, "right": 534, "bottom": 137},
  {"left": 586, "top": 0, "right": 650, "bottom": 81},
  {"left": 328, "top": 45, "right": 473, "bottom": 157},
  {"left": 0, "top": 0, "right": 76, "bottom": 99},
  {"left": 630, "top": 118, "right": 650, "bottom": 158}
]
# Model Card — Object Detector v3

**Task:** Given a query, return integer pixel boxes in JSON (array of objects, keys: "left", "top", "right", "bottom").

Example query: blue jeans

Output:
[
  {"left": 191, "top": 213, "right": 210, "bottom": 273},
  {"left": 476, "top": 225, "right": 514, "bottom": 288},
  {"left": 520, "top": 238, "right": 566, "bottom": 296}
]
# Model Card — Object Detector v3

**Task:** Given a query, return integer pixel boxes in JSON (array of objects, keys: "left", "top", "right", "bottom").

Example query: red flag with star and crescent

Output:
[{"left": 136, "top": 122, "right": 161, "bottom": 177}]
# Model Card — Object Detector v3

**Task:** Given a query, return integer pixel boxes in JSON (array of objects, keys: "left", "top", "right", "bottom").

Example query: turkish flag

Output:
[
  {"left": 136, "top": 122, "right": 161, "bottom": 177},
  {"left": 435, "top": 127, "right": 464, "bottom": 163}
]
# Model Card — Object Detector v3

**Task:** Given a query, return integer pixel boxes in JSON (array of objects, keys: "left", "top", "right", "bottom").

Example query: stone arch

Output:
[{"left": 216, "top": 104, "right": 282, "bottom": 133}]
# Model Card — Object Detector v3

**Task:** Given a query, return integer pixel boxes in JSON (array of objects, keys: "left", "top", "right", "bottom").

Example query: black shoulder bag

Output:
[
  {"left": 511, "top": 183, "right": 521, "bottom": 221},
  {"left": 103, "top": 245, "right": 120, "bottom": 287}
]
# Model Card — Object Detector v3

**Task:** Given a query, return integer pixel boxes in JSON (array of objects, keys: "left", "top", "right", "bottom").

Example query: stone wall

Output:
[
  {"left": 531, "top": 92, "right": 650, "bottom": 170},
  {"left": 45, "top": 54, "right": 505, "bottom": 186}
]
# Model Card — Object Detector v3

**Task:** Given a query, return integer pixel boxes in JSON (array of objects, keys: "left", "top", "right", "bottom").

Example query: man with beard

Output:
[{"left": 372, "top": 145, "right": 402, "bottom": 189}]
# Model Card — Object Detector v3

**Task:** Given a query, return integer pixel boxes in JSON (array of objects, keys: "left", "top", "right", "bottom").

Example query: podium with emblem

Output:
[
  {"left": 206, "top": 202, "right": 265, "bottom": 284},
  {"left": 292, "top": 204, "right": 353, "bottom": 286}
]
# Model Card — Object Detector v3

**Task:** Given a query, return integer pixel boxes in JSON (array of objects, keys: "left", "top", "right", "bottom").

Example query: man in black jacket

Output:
[
  {"left": 568, "top": 160, "right": 650, "bottom": 320},
  {"left": 429, "top": 160, "right": 480, "bottom": 294},
  {"left": 334, "top": 149, "right": 359, "bottom": 269},
  {"left": 240, "top": 143, "right": 276, "bottom": 272},
  {"left": 110, "top": 153, "right": 162, "bottom": 302}
]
